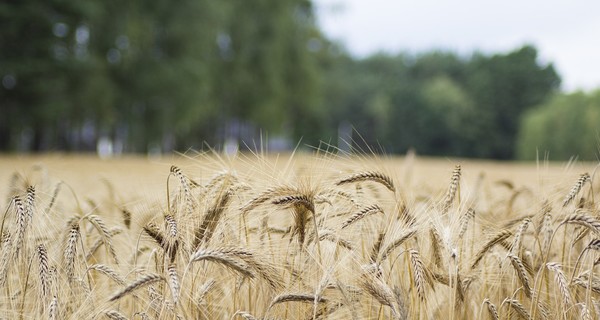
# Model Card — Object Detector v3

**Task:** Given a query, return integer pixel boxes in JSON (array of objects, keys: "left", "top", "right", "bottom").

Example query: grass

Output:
[{"left": 0, "top": 151, "right": 598, "bottom": 319}]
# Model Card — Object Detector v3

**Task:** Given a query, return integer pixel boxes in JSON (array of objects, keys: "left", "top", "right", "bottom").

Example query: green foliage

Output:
[
  {"left": 1, "top": 0, "right": 322, "bottom": 152},
  {"left": 517, "top": 90, "right": 600, "bottom": 161},
  {"left": 0, "top": 1, "right": 567, "bottom": 158},
  {"left": 318, "top": 46, "right": 560, "bottom": 158}
]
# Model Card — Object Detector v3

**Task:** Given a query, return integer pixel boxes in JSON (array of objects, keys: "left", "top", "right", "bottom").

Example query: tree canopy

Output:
[{"left": 1, "top": 1, "right": 581, "bottom": 160}]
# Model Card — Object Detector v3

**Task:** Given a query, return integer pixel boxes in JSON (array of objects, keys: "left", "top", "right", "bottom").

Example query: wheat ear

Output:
[
  {"left": 546, "top": 262, "right": 572, "bottom": 308},
  {"left": 563, "top": 173, "right": 590, "bottom": 207},
  {"left": 268, "top": 293, "right": 327, "bottom": 309},
  {"left": 409, "top": 249, "right": 430, "bottom": 301},
  {"left": 105, "top": 310, "right": 129, "bottom": 320},
  {"left": 442, "top": 165, "right": 461, "bottom": 213},
  {"left": 336, "top": 171, "right": 395, "bottom": 192},
  {"left": 503, "top": 298, "right": 531, "bottom": 319},
  {"left": 37, "top": 244, "right": 50, "bottom": 298},
  {"left": 86, "top": 264, "right": 127, "bottom": 286},
  {"left": 234, "top": 311, "right": 257, "bottom": 320},
  {"left": 167, "top": 262, "right": 180, "bottom": 304},
  {"left": 508, "top": 254, "right": 532, "bottom": 298},
  {"left": 194, "top": 189, "right": 232, "bottom": 247},
  {"left": 170, "top": 165, "right": 194, "bottom": 215},
  {"left": 378, "top": 229, "right": 417, "bottom": 264},
  {"left": 189, "top": 248, "right": 255, "bottom": 279},
  {"left": 109, "top": 273, "right": 165, "bottom": 302},
  {"left": 509, "top": 218, "right": 531, "bottom": 255},
  {"left": 458, "top": 208, "right": 475, "bottom": 238},
  {"left": 559, "top": 211, "right": 600, "bottom": 236},
  {"left": 64, "top": 221, "right": 80, "bottom": 280},
  {"left": 341, "top": 204, "right": 383, "bottom": 229},
  {"left": 360, "top": 275, "right": 400, "bottom": 319},
  {"left": 48, "top": 296, "right": 58, "bottom": 320},
  {"left": 471, "top": 230, "right": 512, "bottom": 269},
  {"left": 483, "top": 298, "right": 499, "bottom": 320}
]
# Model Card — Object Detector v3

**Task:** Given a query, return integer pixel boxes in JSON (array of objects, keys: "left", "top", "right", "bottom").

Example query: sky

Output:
[{"left": 314, "top": 0, "right": 600, "bottom": 92}]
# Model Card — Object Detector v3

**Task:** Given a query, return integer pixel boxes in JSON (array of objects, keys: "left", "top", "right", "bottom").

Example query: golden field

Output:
[{"left": 0, "top": 152, "right": 598, "bottom": 319}]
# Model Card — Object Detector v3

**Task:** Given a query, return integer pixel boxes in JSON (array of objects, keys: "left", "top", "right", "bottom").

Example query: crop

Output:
[{"left": 0, "top": 153, "right": 598, "bottom": 319}]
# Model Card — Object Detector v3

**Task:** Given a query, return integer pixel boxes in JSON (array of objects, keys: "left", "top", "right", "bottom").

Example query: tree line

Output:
[{"left": 1, "top": 0, "right": 594, "bottom": 160}]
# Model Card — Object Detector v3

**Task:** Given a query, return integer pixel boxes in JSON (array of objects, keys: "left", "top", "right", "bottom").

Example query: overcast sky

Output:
[{"left": 314, "top": 0, "right": 600, "bottom": 92}]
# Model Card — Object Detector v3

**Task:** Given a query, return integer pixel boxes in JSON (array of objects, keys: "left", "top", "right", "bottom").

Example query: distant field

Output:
[
  {"left": 0, "top": 152, "right": 589, "bottom": 197},
  {"left": 0, "top": 152, "right": 598, "bottom": 319}
]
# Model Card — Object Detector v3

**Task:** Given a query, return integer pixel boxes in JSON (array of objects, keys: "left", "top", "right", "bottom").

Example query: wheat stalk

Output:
[
  {"left": 336, "top": 171, "right": 395, "bottom": 192},
  {"left": 25, "top": 185, "right": 35, "bottom": 223},
  {"left": 409, "top": 249, "right": 429, "bottom": 301},
  {"left": 578, "top": 302, "right": 593, "bottom": 320},
  {"left": 268, "top": 293, "right": 327, "bottom": 309},
  {"left": 234, "top": 311, "right": 257, "bottom": 320},
  {"left": 109, "top": 273, "right": 165, "bottom": 302},
  {"left": 42, "top": 182, "right": 61, "bottom": 215},
  {"left": 559, "top": 211, "right": 600, "bottom": 236},
  {"left": 546, "top": 263, "right": 572, "bottom": 308},
  {"left": 458, "top": 208, "right": 475, "bottom": 238},
  {"left": 360, "top": 275, "right": 400, "bottom": 319},
  {"left": 37, "top": 244, "right": 50, "bottom": 299},
  {"left": 170, "top": 165, "right": 194, "bottom": 216},
  {"left": 503, "top": 298, "right": 531, "bottom": 319},
  {"left": 429, "top": 226, "right": 445, "bottom": 269},
  {"left": 194, "top": 188, "right": 232, "bottom": 247},
  {"left": 471, "top": 230, "right": 512, "bottom": 269},
  {"left": 64, "top": 221, "right": 80, "bottom": 280},
  {"left": 509, "top": 218, "right": 531, "bottom": 255},
  {"left": 508, "top": 254, "right": 532, "bottom": 298},
  {"left": 105, "top": 310, "right": 129, "bottom": 320},
  {"left": 240, "top": 186, "right": 296, "bottom": 214},
  {"left": 483, "top": 298, "right": 499, "bottom": 320},
  {"left": 86, "top": 264, "right": 127, "bottom": 286},
  {"left": 563, "top": 173, "right": 590, "bottom": 207},
  {"left": 378, "top": 229, "right": 417, "bottom": 263},
  {"left": 341, "top": 204, "right": 383, "bottom": 229},
  {"left": 442, "top": 165, "right": 461, "bottom": 213},
  {"left": 13, "top": 196, "right": 27, "bottom": 258},
  {"left": 163, "top": 214, "right": 179, "bottom": 262},
  {"left": 48, "top": 296, "right": 58, "bottom": 320},
  {"left": 86, "top": 214, "right": 119, "bottom": 264},
  {"left": 189, "top": 248, "right": 255, "bottom": 279},
  {"left": 167, "top": 262, "right": 180, "bottom": 304}
]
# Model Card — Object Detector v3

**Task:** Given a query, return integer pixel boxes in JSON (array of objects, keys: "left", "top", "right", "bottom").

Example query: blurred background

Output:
[{"left": 1, "top": 0, "right": 599, "bottom": 160}]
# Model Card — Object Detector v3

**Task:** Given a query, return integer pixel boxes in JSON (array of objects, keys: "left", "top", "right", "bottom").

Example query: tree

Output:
[
  {"left": 464, "top": 45, "right": 561, "bottom": 159},
  {"left": 517, "top": 90, "right": 600, "bottom": 161}
]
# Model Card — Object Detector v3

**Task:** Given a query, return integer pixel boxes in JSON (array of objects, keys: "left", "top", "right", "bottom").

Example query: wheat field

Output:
[{"left": 0, "top": 151, "right": 598, "bottom": 319}]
